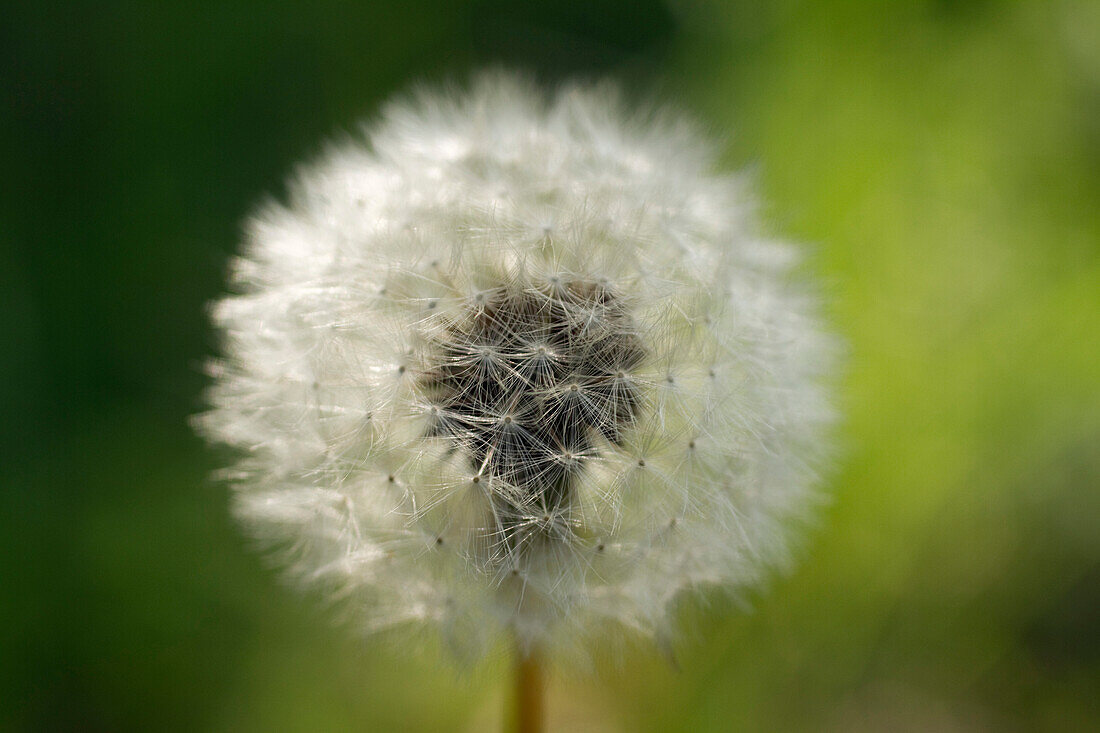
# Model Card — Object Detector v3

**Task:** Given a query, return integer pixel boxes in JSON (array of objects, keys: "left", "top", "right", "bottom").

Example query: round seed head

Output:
[{"left": 196, "top": 72, "right": 836, "bottom": 660}]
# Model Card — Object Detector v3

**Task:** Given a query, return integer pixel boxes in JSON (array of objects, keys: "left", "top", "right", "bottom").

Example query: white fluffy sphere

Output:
[{"left": 197, "top": 73, "right": 835, "bottom": 660}]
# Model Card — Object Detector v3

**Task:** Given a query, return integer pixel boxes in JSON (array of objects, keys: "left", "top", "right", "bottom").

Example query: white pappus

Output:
[{"left": 196, "top": 72, "right": 836, "bottom": 662}]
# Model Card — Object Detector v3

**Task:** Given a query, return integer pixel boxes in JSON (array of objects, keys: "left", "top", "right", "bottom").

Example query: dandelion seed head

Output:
[{"left": 196, "top": 72, "right": 836, "bottom": 660}]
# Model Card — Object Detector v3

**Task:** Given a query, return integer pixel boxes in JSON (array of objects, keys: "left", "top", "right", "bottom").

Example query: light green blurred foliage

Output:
[{"left": 1, "top": 1, "right": 1097, "bottom": 731}]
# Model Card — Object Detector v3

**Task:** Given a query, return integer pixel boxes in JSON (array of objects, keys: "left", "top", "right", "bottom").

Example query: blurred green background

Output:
[{"left": 3, "top": 0, "right": 1098, "bottom": 730}]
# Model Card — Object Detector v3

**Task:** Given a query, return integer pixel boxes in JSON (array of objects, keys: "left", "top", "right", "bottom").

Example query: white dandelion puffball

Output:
[{"left": 197, "top": 73, "right": 835, "bottom": 660}]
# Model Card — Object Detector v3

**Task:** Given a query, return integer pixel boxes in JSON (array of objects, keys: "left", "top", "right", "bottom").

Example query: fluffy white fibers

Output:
[{"left": 196, "top": 73, "right": 836, "bottom": 661}]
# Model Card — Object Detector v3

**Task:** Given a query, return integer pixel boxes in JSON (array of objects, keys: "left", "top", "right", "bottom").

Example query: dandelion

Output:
[{"left": 196, "top": 72, "right": 835, "bottom": 731}]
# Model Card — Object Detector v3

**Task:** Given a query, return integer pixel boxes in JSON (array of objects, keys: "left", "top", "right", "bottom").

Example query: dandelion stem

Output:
[{"left": 514, "top": 646, "right": 544, "bottom": 733}]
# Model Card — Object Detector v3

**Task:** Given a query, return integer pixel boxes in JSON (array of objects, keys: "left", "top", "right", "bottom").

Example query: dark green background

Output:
[{"left": 3, "top": 1, "right": 1098, "bottom": 730}]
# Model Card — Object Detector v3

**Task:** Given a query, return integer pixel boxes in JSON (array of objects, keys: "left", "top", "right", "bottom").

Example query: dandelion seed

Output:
[{"left": 196, "top": 72, "right": 835, "bottom": 684}]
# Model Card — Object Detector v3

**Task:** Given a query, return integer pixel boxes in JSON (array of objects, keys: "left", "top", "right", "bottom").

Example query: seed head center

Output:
[{"left": 418, "top": 279, "right": 645, "bottom": 548}]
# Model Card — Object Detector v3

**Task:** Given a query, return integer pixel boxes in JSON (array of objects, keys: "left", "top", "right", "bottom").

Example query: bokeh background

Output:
[{"left": 3, "top": 0, "right": 1099, "bottom": 730}]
